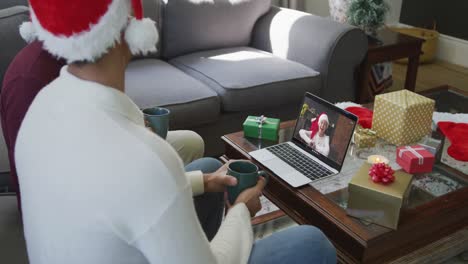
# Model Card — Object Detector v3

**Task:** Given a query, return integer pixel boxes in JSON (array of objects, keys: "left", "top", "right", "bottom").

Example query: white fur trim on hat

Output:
[
  {"left": 319, "top": 114, "right": 329, "bottom": 124},
  {"left": 31, "top": 0, "right": 130, "bottom": 63},
  {"left": 19, "top": 21, "right": 36, "bottom": 43},
  {"left": 125, "top": 17, "right": 158, "bottom": 56}
]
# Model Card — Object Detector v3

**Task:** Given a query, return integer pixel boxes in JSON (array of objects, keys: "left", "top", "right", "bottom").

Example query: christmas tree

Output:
[{"left": 347, "top": 0, "right": 389, "bottom": 35}]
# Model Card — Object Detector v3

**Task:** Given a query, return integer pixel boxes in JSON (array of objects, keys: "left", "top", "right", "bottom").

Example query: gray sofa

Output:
[
  {"left": 1, "top": 0, "right": 367, "bottom": 161},
  {"left": 0, "top": 1, "right": 367, "bottom": 262}
]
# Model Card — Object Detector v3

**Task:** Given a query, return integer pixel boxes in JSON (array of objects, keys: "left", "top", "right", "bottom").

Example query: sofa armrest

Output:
[{"left": 251, "top": 6, "right": 367, "bottom": 102}]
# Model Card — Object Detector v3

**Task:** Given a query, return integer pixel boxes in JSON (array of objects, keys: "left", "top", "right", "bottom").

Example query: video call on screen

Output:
[{"left": 293, "top": 97, "right": 356, "bottom": 166}]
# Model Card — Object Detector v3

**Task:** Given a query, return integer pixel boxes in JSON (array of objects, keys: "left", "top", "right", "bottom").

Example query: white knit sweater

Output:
[{"left": 15, "top": 67, "right": 253, "bottom": 264}]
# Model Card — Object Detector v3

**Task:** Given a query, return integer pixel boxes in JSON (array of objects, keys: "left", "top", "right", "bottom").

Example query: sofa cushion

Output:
[
  {"left": 170, "top": 47, "right": 321, "bottom": 112},
  {"left": 161, "top": 0, "right": 271, "bottom": 59},
  {"left": 0, "top": 6, "right": 29, "bottom": 88},
  {"left": 125, "top": 59, "right": 220, "bottom": 128},
  {"left": 0, "top": 0, "right": 27, "bottom": 10}
]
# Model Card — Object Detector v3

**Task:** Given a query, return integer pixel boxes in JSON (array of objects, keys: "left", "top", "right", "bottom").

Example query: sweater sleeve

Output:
[
  {"left": 210, "top": 203, "right": 253, "bottom": 264},
  {"left": 132, "top": 187, "right": 253, "bottom": 264},
  {"left": 186, "top": 170, "right": 204, "bottom": 196}
]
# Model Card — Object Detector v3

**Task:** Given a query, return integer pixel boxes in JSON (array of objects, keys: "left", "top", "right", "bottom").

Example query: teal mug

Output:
[
  {"left": 227, "top": 161, "right": 268, "bottom": 204},
  {"left": 143, "top": 107, "right": 170, "bottom": 139}
]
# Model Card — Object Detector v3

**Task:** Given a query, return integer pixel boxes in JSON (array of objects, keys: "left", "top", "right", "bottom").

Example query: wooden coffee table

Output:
[{"left": 222, "top": 115, "right": 468, "bottom": 263}]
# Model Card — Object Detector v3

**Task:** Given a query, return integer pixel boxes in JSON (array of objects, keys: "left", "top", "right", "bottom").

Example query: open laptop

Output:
[{"left": 250, "top": 93, "right": 358, "bottom": 187}]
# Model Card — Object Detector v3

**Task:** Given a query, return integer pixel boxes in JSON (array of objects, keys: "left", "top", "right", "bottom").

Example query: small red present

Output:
[{"left": 396, "top": 145, "right": 435, "bottom": 174}]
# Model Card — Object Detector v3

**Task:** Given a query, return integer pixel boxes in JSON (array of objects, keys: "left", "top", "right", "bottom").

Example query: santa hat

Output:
[
  {"left": 19, "top": 0, "right": 159, "bottom": 63},
  {"left": 309, "top": 113, "right": 329, "bottom": 139}
]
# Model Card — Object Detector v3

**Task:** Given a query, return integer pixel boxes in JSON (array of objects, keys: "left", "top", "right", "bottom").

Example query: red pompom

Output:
[{"left": 369, "top": 163, "right": 395, "bottom": 185}]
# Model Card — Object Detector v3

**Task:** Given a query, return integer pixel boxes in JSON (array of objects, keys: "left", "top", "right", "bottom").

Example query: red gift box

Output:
[{"left": 396, "top": 145, "right": 435, "bottom": 174}]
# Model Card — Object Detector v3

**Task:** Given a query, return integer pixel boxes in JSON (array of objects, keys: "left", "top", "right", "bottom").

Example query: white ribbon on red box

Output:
[{"left": 399, "top": 146, "right": 425, "bottom": 165}]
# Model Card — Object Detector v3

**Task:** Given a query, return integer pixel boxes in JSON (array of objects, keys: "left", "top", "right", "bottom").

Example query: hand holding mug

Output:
[
  {"left": 226, "top": 161, "right": 268, "bottom": 210},
  {"left": 234, "top": 176, "right": 267, "bottom": 217},
  {"left": 203, "top": 161, "right": 238, "bottom": 193},
  {"left": 142, "top": 107, "right": 170, "bottom": 139}
]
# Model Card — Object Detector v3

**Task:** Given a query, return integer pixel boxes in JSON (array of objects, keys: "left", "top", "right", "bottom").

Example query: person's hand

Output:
[
  {"left": 232, "top": 176, "right": 267, "bottom": 217},
  {"left": 203, "top": 161, "right": 238, "bottom": 193},
  {"left": 308, "top": 141, "right": 315, "bottom": 148}
]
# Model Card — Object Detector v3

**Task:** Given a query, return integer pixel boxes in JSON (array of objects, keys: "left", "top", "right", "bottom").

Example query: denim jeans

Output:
[
  {"left": 248, "top": 225, "right": 336, "bottom": 264},
  {"left": 185, "top": 158, "right": 337, "bottom": 264},
  {"left": 185, "top": 158, "right": 225, "bottom": 241}
]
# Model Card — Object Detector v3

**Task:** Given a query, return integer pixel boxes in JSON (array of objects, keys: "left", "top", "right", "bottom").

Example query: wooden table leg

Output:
[
  {"left": 405, "top": 54, "right": 420, "bottom": 92},
  {"left": 357, "top": 60, "right": 372, "bottom": 103}
]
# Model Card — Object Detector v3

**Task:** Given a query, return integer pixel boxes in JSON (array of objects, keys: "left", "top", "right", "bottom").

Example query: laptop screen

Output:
[{"left": 291, "top": 93, "right": 358, "bottom": 171}]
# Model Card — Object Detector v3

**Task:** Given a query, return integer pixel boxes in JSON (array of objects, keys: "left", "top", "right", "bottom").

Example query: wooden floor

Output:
[{"left": 388, "top": 60, "right": 468, "bottom": 93}]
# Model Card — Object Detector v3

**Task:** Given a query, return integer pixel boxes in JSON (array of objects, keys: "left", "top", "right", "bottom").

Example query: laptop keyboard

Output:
[{"left": 267, "top": 143, "right": 333, "bottom": 180}]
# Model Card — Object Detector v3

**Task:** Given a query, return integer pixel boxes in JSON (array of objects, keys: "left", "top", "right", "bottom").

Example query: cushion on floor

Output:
[
  {"left": 125, "top": 59, "right": 220, "bottom": 128},
  {"left": 170, "top": 47, "right": 321, "bottom": 112}
]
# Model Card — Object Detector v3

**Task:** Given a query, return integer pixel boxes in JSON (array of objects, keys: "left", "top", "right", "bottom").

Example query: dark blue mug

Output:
[
  {"left": 227, "top": 161, "right": 268, "bottom": 204},
  {"left": 143, "top": 107, "right": 170, "bottom": 139}
]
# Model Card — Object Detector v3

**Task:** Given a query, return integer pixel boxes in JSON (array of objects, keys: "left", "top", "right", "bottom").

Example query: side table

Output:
[{"left": 357, "top": 29, "right": 424, "bottom": 103}]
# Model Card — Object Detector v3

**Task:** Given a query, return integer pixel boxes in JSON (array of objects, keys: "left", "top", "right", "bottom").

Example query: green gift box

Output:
[{"left": 243, "top": 116, "right": 280, "bottom": 141}]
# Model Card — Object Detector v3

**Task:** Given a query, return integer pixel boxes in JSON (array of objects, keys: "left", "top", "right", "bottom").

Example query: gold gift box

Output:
[
  {"left": 354, "top": 126, "right": 377, "bottom": 148},
  {"left": 372, "top": 90, "right": 435, "bottom": 146},
  {"left": 347, "top": 163, "right": 413, "bottom": 230}
]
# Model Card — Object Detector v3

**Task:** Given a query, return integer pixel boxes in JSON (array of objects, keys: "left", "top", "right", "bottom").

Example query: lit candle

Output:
[{"left": 367, "top": 155, "right": 389, "bottom": 164}]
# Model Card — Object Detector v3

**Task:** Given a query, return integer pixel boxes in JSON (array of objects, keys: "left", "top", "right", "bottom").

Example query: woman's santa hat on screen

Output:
[
  {"left": 309, "top": 113, "right": 329, "bottom": 139},
  {"left": 19, "top": 0, "right": 159, "bottom": 63}
]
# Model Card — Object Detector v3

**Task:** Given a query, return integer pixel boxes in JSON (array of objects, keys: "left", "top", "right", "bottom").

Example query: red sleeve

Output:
[{"left": 1, "top": 76, "right": 48, "bottom": 194}]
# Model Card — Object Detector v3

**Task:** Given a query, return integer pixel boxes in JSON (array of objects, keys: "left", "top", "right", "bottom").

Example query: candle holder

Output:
[{"left": 367, "top": 154, "right": 389, "bottom": 165}]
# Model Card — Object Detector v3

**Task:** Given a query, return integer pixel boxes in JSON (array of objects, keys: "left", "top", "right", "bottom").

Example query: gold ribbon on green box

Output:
[{"left": 354, "top": 126, "right": 377, "bottom": 148}]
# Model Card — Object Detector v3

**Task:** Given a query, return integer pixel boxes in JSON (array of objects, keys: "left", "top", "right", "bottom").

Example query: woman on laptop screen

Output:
[{"left": 299, "top": 113, "right": 330, "bottom": 156}]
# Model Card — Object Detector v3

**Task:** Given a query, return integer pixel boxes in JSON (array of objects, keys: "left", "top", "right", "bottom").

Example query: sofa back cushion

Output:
[
  {"left": 132, "top": 0, "right": 163, "bottom": 60},
  {"left": 161, "top": 0, "right": 271, "bottom": 59},
  {"left": 0, "top": 6, "right": 29, "bottom": 89},
  {"left": 0, "top": 0, "right": 27, "bottom": 10}
]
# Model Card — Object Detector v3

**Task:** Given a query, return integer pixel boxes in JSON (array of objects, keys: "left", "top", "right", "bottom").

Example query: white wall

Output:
[
  {"left": 305, "top": 0, "right": 403, "bottom": 25},
  {"left": 305, "top": 0, "right": 330, "bottom": 17},
  {"left": 302, "top": 0, "right": 467, "bottom": 68}
]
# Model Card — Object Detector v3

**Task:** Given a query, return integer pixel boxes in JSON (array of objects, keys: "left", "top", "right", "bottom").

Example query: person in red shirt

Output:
[
  {"left": 1, "top": 41, "right": 228, "bottom": 240},
  {"left": 0, "top": 41, "right": 207, "bottom": 219},
  {"left": 1, "top": 41, "right": 65, "bottom": 211}
]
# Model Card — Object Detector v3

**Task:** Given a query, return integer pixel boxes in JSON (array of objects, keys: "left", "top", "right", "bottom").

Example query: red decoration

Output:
[
  {"left": 437, "top": 122, "right": 468, "bottom": 162},
  {"left": 30, "top": 0, "right": 112, "bottom": 37},
  {"left": 345, "top": 106, "right": 373, "bottom": 129},
  {"left": 369, "top": 163, "right": 395, "bottom": 185},
  {"left": 396, "top": 145, "right": 435, "bottom": 174}
]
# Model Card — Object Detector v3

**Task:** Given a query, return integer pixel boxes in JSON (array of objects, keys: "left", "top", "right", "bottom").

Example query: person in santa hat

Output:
[
  {"left": 14, "top": 0, "right": 336, "bottom": 264},
  {"left": 299, "top": 113, "right": 331, "bottom": 156}
]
